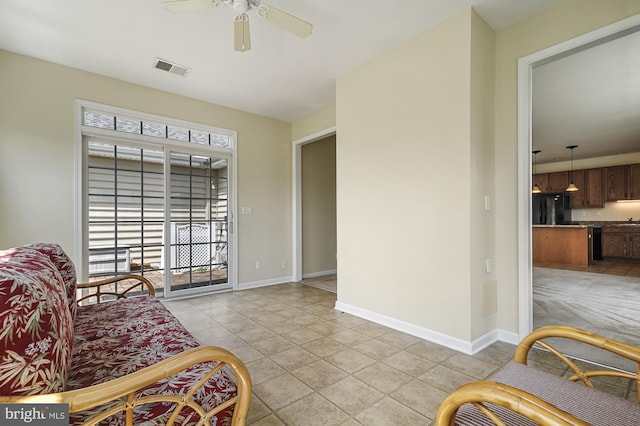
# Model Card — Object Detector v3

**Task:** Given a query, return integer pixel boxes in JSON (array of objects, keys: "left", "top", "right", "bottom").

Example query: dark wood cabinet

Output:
[
  {"left": 566, "top": 168, "right": 604, "bottom": 209},
  {"left": 630, "top": 165, "right": 640, "bottom": 200},
  {"left": 605, "top": 166, "right": 628, "bottom": 201},
  {"left": 533, "top": 173, "right": 548, "bottom": 192},
  {"left": 603, "top": 232, "right": 627, "bottom": 258},
  {"left": 631, "top": 234, "right": 640, "bottom": 260},
  {"left": 548, "top": 172, "right": 568, "bottom": 192},
  {"left": 569, "top": 170, "right": 585, "bottom": 209},
  {"left": 585, "top": 168, "right": 605, "bottom": 208},
  {"left": 534, "top": 164, "right": 634, "bottom": 205},
  {"left": 603, "top": 226, "right": 640, "bottom": 259}
]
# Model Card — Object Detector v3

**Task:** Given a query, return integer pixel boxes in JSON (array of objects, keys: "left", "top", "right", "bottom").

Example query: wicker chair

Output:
[{"left": 436, "top": 326, "right": 640, "bottom": 425}]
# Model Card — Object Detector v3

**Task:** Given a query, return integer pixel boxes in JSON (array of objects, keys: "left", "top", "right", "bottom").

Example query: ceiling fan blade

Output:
[
  {"left": 234, "top": 14, "right": 251, "bottom": 52},
  {"left": 162, "top": 0, "right": 213, "bottom": 13},
  {"left": 258, "top": 5, "right": 312, "bottom": 39}
]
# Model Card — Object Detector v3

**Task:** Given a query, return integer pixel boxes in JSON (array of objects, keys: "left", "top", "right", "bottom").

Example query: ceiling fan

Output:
[{"left": 162, "top": 0, "right": 313, "bottom": 52}]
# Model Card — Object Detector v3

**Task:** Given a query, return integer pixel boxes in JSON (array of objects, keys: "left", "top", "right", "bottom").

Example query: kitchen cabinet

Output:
[
  {"left": 630, "top": 165, "right": 640, "bottom": 199},
  {"left": 548, "top": 172, "right": 568, "bottom": 192},
  {"left": 585, "top": 168, "right": 605, "bottom": 207},
  {"left": 532, "top": 172, "right": 567, "bottom": 193},
  {"left": 533, "top": 173, "right": 548, "bottom": 193},
  {"left": 568, "top": 170, "right": 585, "bottom": 209},
  {"left": 603, "top": 225, "right": 640, "bottom": 259},
  {"left": 532, "top": 225, "right": 592, "bottom": 267},
  {"left": 605, "top": 164, "right": 640, "bottom": 201},
  {"left": 603, "top": 232, "right": 627, "bottom": 258},
  {"left": 570, "top": 168, "right": 605, "bottom": 209},
  {"left": 605, "top": 166, "right": 628, "bottom": 201}
]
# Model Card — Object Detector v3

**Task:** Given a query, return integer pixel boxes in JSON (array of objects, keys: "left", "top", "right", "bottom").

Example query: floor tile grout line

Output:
[{"left": 165, "top": 279, "right": 636, "bottom": 425}]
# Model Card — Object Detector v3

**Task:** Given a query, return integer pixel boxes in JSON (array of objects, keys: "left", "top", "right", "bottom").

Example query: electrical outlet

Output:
[
  {"left": 281, "top": 260, "right": 287, "bottom": 269},
  {"left": 485, "top": 258, "right": 492, "bottom": 274},
  {"left": 255, "top": 260, "right": 261, "bottom": 270}
]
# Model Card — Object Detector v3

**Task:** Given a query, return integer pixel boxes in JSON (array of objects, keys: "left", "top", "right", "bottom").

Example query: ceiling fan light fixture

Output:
[{"left": 234, "top": 13, "right": 251, "bottom": 52}]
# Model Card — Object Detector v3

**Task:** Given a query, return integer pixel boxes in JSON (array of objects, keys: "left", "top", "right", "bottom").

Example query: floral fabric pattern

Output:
[
  {"left": 68, "top": 297, "right": 238, "bottom": 425},
  {"left": 0, "top": 247, "right": 74, "bottom": 395},
  {"left": 26, "top": 243, "right": 78, "bottom": 321}
]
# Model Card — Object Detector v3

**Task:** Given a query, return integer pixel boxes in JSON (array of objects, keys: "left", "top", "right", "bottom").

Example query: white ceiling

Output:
[
  {"left": 2, "top": 0, "right": 636, "bottom": 164},
  {"left": 532, "top": 28, "right": 640, "bottom": 164},
  {"left": 0, "top": 0, "right": 559, "bottom": 123}
]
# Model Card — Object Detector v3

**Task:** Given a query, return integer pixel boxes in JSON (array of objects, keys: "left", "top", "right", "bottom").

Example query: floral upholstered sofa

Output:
[{"left": 0, "top": 243, "right": 251, "bottom": 425}]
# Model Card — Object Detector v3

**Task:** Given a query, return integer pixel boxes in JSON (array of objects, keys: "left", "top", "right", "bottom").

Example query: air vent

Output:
[{"left": 154, "top": 58, "right": 191, "bottom": 76}]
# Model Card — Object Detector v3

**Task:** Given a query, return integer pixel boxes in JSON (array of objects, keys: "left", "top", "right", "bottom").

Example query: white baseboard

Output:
[
  {"left": 302, "top": 269, "right": 337, "bottom": 279},
  {"left": 334, "top": 301, "right": 518, "bottom": 355},
  {"left": 334, "top": 301, "right": 475, "bottom": 354},
  {"left": 496, "top": 328, "right": 521, "bottom": 346},
  {"left": 237, "top": 275, "right": 293, "bottom": 291}
]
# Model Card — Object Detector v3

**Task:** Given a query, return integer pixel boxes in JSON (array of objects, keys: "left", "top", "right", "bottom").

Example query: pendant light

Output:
[
  {"left": 566, "top": 145, "right": 579, "bottom": 192},
  {"left": 532, "top": 150, "right": 542, "bottom": 194}
]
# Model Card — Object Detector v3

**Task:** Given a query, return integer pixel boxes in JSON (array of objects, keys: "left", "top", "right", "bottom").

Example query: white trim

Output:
[
  {"left": 237, "top": 276, "right": 294, "bottom": 291},
  {"left": 74, "top": 100, "right": 85, "bottom": 280},
  {"left": 517, "top": 14, "right": 640, "bottom": 341},
  {"left": 335, "top": 301, "right": 475, "bottom": 354},
  {"left": 335, "top": 301, "right": 520, "bottom": 354},
  {"left": 302, "top": 269, "right": 337, "bottom": 279},
  {"left": 291, "top": 126, "right": 337, "bottom": 283},
  {"left": 496, "top": 329, "right": 520, "bottom": 347}
]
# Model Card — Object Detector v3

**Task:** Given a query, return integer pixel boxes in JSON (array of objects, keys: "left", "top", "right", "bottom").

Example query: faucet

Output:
[{"left": 629, "top": 218, "right": 634, "bottom": 224}]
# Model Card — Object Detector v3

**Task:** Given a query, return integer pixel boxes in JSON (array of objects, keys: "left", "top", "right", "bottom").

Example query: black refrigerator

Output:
[{"left": 532, "top": 193, "right": 572, "bottom": 225}]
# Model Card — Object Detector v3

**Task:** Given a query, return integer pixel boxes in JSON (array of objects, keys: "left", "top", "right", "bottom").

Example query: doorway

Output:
[
  {"left": 518, "top": 15, "right": 640, "bottom": 340},
  {"left": 292, "top": 127, "right": 337, "bottom": 285}
]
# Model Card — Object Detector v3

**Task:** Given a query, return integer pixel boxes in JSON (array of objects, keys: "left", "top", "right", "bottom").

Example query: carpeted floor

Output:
[{"left": 533, "top": 266, "right": 640, "bottom": 372}]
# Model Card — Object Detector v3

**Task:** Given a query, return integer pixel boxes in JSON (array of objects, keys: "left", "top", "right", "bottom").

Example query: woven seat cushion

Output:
[
  {"left": 0, "top": 247, "right": 74, "bottom": 395},
  {"left": 67, "top": 296, "right": 238, "bottom": 425},
  {"left": 453, "top": 361, "right": 640, "bottom": 425}
]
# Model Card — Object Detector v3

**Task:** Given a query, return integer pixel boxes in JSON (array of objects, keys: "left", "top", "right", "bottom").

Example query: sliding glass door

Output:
[
  {"left": 81, "top": 101, "right": 236, "bottom": 298},
  {"left": 167, "top": 151, "right": 229, "bottom": 295}
]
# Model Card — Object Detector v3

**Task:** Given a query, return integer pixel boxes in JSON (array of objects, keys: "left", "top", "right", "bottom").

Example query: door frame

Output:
[
  {"left": 517, "top": 14, "right": 640, "bottom": 340},
  {"left": 292, "top": 126, "right": 336, "bottom": 282}
]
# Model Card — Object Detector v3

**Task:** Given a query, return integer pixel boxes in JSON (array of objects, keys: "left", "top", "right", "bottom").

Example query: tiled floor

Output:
[{"left": 163, "top": 281, "right": 637, "bottom": 425}]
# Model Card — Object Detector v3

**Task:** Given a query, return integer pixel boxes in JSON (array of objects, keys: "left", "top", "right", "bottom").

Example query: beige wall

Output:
[
  {"left": 469, "top": 10, "right": 497, "bottom": 339},
  {"left": 494, "top": 0, "right": 640, "bottom": 333},
  {"left": 336, "top": 8, "right": 494, "bottom": 343},
  {"left": 0, "top": 50, "right": 292, "bottom": 285},
  {"left": 292, "top": 104, "right": 336, "bottom": 141},
  {"left": 301, "top": 135, "right": 337, "bottom": 276}
]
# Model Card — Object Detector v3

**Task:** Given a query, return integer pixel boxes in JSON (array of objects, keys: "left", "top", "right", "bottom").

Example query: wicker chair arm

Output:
[
  {"left": 435, "top": 380, "right": 589, "bottom": 426},
  {"left": 76, "top": 274, "right": 155, "bottom": 304},
  {"left": 0, "top": 346, "right": 251, "bottom": 426},
  {"left": 515, "top": 325, "right": 640, "bottom": 392},
  {"left": 515, "top": 325, "right": 640, "bottom": 365}
]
